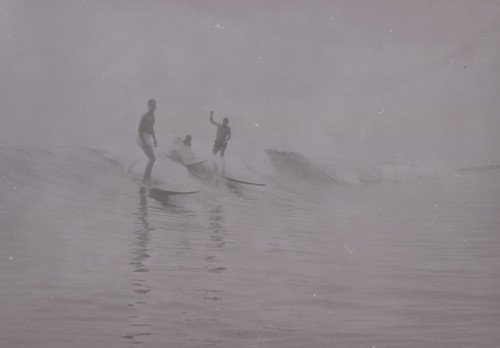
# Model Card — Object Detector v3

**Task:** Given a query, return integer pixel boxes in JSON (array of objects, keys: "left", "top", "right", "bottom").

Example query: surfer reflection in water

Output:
[
  {"left": 209, "top": 111, "right": 231, "bottom": 173},
  {"left": 134, "top": 188, "right": 152, "bottom": 274},
  {"left": 137, "top": 98, "right": 158, "bottom": 184}
]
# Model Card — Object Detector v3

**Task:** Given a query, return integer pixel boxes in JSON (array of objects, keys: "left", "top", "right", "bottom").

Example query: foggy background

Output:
[{"left": 1, "top": 0, "right": 499, "bottom": 168}]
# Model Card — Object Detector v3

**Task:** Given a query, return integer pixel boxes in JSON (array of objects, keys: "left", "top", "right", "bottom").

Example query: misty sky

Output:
[{"left": 1, "top": 0, "right": 499, "bottom": 167}]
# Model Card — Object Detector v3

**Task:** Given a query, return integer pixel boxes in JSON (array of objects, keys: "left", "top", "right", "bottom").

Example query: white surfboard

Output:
[
  {"left": 141, "top": 182, "right": 199, "bottom": 195},
  {"left": 218, "top": 173, "right": 266, "bottom": 186},
  {"left": 184, "top": 158, "right": 208, "bottom": 167}
]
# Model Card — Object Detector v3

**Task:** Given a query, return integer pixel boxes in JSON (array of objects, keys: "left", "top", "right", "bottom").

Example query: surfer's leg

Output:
[
  {"left": 212, "top": 140, "right": 219, "bottom": 155},
  {"left": 211, "top": 154, "right": 218, "bottom": 172},
  {"left": 219, "top": 144, "right": 227, "bottom": 173},
  {"left": 144, "top": 160, "right": 154, "bottom": 183},
  {"left": 212, "top": 141, "right": 221, "bottom": 171},
  {"left": 220, "top": 143, "right": 227, "bottom": 158},
  {"left": 142, "top": 145, "right": 155, "bottom": 183}
]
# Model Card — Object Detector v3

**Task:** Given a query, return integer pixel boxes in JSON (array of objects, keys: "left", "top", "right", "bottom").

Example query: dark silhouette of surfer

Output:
[
  {"left": 137, "top": 98, "right": 158, "bottom": 184},
  {"left": 209, "top": 111, "right": 231, "bottom": 172}
]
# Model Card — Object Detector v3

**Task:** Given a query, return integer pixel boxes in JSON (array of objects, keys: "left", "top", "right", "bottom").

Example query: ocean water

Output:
[{"left": 1, "top": 145, "right": 499, "bottom": 347}]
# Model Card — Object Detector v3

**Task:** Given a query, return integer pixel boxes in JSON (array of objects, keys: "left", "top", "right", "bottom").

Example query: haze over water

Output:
[{"left": 1, "top": 0, "right": 499, "bottom": 168}]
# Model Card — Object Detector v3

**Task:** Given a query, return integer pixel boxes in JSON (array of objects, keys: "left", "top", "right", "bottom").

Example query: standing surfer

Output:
[
  {"left": 209, "top": 111, "right": 231, "bottom": 172},
  {"left": 137, "top": 98, "right": 158, "bottom": 184}
]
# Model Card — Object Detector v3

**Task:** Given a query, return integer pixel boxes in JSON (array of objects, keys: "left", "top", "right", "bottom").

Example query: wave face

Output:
[
  {"left": 0, "top": 145, "right": 464, "bottom": 214},
  {"left": 264, "top": 149, "right": 336, "bottom": 185},
  {"left": 0, "top": 146, "right": 136, "bottom": 217},
  {"left": 263, "top": 148, "right": 458, "bottom": 187},
  {"left": 0, "top": 147, "right": 125, "bottom": 189}
]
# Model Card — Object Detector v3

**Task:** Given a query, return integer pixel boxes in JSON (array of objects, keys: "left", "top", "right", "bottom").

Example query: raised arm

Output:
[{"left": 209, "top": 111, "right": 220, "bottom": 126}]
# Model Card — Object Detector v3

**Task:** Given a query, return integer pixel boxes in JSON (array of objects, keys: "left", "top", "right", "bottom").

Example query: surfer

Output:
[
  {"left": 168, "top": 135, "right": 194, "bottom": 165},
  {"left": 137, "top": 98, "right": 158, "bottom": 184},
  {"left": 182, "top": 134, "right": 192, "bottom": 148},
  {"left": 209, "top": 111, "right": 231, "bottom": 172}
]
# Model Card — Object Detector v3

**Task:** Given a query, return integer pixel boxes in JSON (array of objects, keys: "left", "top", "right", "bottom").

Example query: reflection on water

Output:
[
  {"left": 201, "top": 206, "right": 228, "bottom": 305},
  {"left": 209, "top": 206, "right": 225, "bottom": 243},
  {"left": 122, "top": 187, "right": 154, "bottom": 344},
  {"left": 124, "top": 187, "right": 200, "bottom": 344},
  {"left": 131, "top": 188, "right": 152, "bottom": 275}
]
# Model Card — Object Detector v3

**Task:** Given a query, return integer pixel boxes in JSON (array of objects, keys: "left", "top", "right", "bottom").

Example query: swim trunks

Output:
[
  {"left": 137, "top": 132, "right": 153, "bottom": 149},
  {"left": 212, "top": 139, "right": 227, "bottom": 154}
]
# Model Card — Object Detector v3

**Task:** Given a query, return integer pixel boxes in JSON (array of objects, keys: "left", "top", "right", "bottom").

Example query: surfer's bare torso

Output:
[{"left": 138, "top": 111, "right": 156, "bottom": 148}]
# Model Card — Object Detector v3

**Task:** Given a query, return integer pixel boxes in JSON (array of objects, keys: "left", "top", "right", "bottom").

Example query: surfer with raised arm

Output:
[
  {"left": 137, "top": 98, "right": 158, "bottom": 184},
  {"left": 209, "top": 111, "right": 231, "bottom": 172}
]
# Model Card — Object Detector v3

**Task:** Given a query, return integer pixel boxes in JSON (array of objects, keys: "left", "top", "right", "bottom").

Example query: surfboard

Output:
[
  {"left": 218, "top": 174, "right": 266, "bottom": 186},
  {"left": 141, "top": 182, "right": 199, "bottom": 195},
  {"left": 184, "top": 158, "right": 208, "bottom": 167}
]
